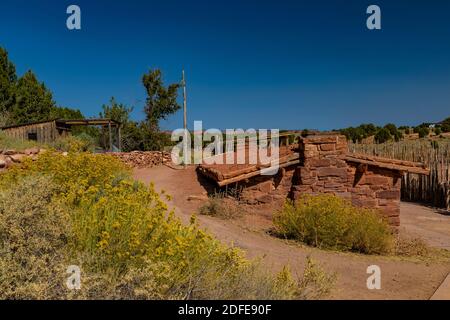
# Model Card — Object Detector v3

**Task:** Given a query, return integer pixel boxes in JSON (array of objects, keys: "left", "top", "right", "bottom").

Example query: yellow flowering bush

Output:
[
  {"left": 0, "top": 152, "right": 335, "bottom": 299},
  {"left": 273, "top": 194, "right": 394, "bottom": 254}
]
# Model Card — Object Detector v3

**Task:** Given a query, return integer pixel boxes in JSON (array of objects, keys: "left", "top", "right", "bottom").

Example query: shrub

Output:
[
  {"left": 273, "top": 194, "right": 394, "bottom": 255},
  {"left": 0, "top": 152, "right": 334, "bottom": 299},
  {"left": 395, "top": 235, "right": 429, "bottom": 257},
  {"left": 0, "top": 175, "right": 70, "bottom": 299},
  {"left": 434, "top": 127, "right": 442, "bottom": 136},
  {"left": 199, "top": 192, "right": 244, "bottom": 219},
  {"left": 50, "top": 135, "right": 95, "bottom": 152},
  {"left": 414, "top": 126, "right": 430, "bottom": 138},
  {"left": 375, "top": 128, "right": 391, "bottom": 144}
]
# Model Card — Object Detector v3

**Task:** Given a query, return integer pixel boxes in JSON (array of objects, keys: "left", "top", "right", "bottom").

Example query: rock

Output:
[
  {"left": 257, "top": 180, "right": 273, "bottom": 193},
  {"left": 3, "top": 149, "right": 18, "bottom": 155},
  {"left": 111, "top": 151, "right": 172, "bottom": 168},
  {"left": 0, "top": 156, "right": 6, "bottom": 168},
  {"left": 362, "top": 175, "right": 389, "bottom": 186},
  {"left": 24, "top": 147, "right": 40, "bottom": 155},
  {"left": 4, "top": 156, "right": 13, "bottom": 168},
  {"left": 376, "top": 190, "right": 400, "bottom": 200},
  {"left": 187, "top": 195, "right": 209, "bottom": 201},
  {"left": 62, "top": 152, "right": 68, "bottom": 156},
  {"left": 317, "top": 167, "right": 347, "bottom": 179},
  {"left": 10, "top": 154, "right": 25, "bottom": 163},
  {"left": 320, "top": 143, "right": 336, "bottom": 151}
]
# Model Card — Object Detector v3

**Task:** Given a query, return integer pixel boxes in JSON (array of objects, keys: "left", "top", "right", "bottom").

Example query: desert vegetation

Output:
[
  {"left": 340, "top": 119, "right": 450, "bottom": 144},
  {"left": 0, "top": 150, "right": 335, "bottom": 299},
  {"left": 273, "top": 194, "right": 394, "bottom": 255},
  {"left": 199, "top": 191, "right": 245, "bottom": 219}
]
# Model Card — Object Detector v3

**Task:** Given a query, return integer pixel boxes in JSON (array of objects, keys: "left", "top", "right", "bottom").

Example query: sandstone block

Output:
[
  {"left": 10, "top": 154, "right": 26, "bottom": 163},
  {"left": 352, "top": 197, "right": 378, "bottom": 208},
  {"left": 376, "top": 190, "right": 400, "bottom": 200},
  {"left": 258, "top": 180, "right": 274, "bottom": 193},
  {"left": 317, "top": 167, "right": 347, "bottom": 178},
  {"left": 362, "top": 175, "right": 390, "bottom": 186},
  {"left": 24, "top": 147, "right": 40, "bottom": 155},
  {"left": 320, "top": 144, "right": 335, "bottom": 151}
]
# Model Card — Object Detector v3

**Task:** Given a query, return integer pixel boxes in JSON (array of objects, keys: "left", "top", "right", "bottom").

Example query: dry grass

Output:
[
  {"left": 199, "top": 192, "right": 245, "bottom": 219},
  {"left": 395, "top": 235, "right": 430, "bottom": 257}
]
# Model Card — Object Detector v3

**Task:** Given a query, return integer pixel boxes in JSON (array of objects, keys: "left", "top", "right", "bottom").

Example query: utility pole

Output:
[
  {"left": 182, "top": 70, "right": 187, "bottom": 131},
  {"left": 182, "top": 70, "right": 188, "bottom": 168}
]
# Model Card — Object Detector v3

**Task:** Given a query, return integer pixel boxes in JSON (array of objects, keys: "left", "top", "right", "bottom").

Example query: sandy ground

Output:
[{"left": 134, "top": 165, "right": 450, "bottom": 300}]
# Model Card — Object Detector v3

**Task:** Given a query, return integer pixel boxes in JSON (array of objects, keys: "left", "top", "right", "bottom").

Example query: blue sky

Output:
[{"left": 1, "top": 0, "right": 449, "bottom": 130}]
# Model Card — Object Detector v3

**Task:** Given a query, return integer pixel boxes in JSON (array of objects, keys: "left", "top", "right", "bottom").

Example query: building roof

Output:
[{"left": 344, "top": 153, "right": 430, "bottom": 175}]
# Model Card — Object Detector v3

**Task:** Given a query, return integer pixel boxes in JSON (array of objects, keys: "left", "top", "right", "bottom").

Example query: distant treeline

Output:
[{"left": 339, "top": 119, "right": 450, "bottom": 144}]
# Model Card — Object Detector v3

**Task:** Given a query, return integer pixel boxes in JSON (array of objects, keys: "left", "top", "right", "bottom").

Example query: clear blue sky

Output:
[{"left": 1, "top": 0, "right": 449, "bottom": 130}]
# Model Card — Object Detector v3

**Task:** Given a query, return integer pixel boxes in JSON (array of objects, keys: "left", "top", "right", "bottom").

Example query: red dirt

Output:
[{"left": 134, "top": 165, "right": 450, "bottom": 300}]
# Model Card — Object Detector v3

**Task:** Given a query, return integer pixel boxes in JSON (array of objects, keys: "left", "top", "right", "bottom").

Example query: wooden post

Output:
[
  {"left": 182, "top": 70, "right": 187, "bottom": 131},
  {"left": 108, "top": 121, "right": 113, "bottom": 152},
  {"left": 118, "top": 125, "right": 122, "bottom": 152}
]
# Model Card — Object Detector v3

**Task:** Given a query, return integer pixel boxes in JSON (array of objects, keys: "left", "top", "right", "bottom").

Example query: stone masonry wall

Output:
[
  {"left": 236, "top": 134, "right": 403, "bottom": 229},
  {"left": 239, "top": 166, "right": 295, "bottom": 207},
  {"left": 291, "top": 135, "right": 402, "bottom": 228}
]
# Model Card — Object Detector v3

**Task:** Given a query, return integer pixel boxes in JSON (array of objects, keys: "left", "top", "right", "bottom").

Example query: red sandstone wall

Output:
[
  {"left": 233, "top": 135, "right": 403, "bottom": 228},
  {"left": 347, "top": 165, "right": 402, "bottom": 227}
]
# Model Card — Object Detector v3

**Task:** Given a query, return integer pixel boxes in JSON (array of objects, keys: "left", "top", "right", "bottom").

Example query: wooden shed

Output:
[{"left": 0, "top": 118, "right": 122, "bottom": 151}]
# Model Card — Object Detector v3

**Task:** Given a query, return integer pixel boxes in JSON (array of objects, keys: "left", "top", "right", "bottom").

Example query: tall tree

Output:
[
  {"left": 99, "top": 97, "right": 136, "bottom": 151},
  {"left": 12, "top": 70, "right": 56, "bottom": 124},
  {"left": 50, "top": 106, "right": 84, "bottom": 120},
  {"left": 0, "top": 47, "right": 17, "bottom": 115},
  {"left": 99, "top": 97, "right": 133, "bottom": 124},
  {"left": 142, "top": 69, "right": 181, "bottom": 130}
]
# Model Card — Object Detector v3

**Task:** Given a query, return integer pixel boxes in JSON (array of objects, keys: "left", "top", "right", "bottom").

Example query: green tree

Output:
[
  {"left": 142, "top": 69, "right": 181, "bottom": 130},
  {"left": 0, "top": 47, "right": 17, "bottom": 117},
  {"left": 12, "top": 70, "right": 55, "bottom": 124},
  {"left": 374, "top": 128, "right": 391, "bottom": 143},
  {"left": 50, "top": 106, "right": 84, "bottom": 120},
  {"left": 301, "top": 129, "right": 309, "bottom": 138},
  {"left": 434, "top": 127, "right": 442, "bottom": 136},
  {"left": 384, "top": 123, "right": 397, "bottom": 135},
  {"left": 441, "top": 117, "right": 450, "bottom": 133},
  {"left": 99, "top": 97, "right": 133, "bottom": 124},
  {"left": 384, "top": 124, "right": 402, "bottom": 142},
  {"left": 416, "top": 127, "right": 429, "bottom": 138},
  {"left": 99, "top": 97, "right": 137, "bottom": 151}
]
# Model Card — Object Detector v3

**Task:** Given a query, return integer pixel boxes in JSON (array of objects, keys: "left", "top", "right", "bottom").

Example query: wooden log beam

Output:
[
  {"left": 344, "top": 155, "right": 430, "bottom": 175},
  {"left": 217, "top": 159, "right": 300, "bottom": 187}
]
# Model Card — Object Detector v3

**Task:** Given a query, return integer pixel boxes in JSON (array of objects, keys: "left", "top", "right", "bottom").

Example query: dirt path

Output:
[
  {"left": 134, "top": 165, "right": 450, "bottom": 300},
  {"left": 400, "top": 202, "right": 450, "bottom": 250}
]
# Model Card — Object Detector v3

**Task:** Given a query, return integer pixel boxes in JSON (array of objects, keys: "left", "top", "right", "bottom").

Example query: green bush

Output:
[
  {"left": 273, "top": 194, "right": 394, "bottom": 255},
  {"left": 374, "top": 128, "right": 391, "bottom": 144},
  {"left": 434, "top": 127, "right": 442, "bottom": 136}
]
